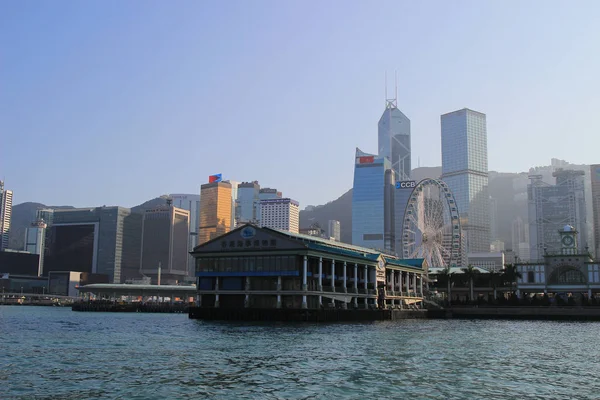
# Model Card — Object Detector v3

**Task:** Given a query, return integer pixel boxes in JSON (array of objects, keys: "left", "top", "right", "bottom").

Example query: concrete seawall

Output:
[{"left": 428, "top": 307, "right": 600, "bottom": 321}]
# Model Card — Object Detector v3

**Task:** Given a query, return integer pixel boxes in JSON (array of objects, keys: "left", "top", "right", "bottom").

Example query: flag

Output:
[{"left": 209, "top": 174, "right": 222, "bottom": 183}]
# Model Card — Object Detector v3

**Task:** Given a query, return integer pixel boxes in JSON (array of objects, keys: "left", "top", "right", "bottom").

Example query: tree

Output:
[
  {"left": 488, "top": 270, "right": 502, "bottom": 301},
  {"left": 502, "top": 264, "right": 522, "bottom": 294},
  {"left": 438, "top": 266, "right": 454, "bottom": 305},
  {"left": 461, "top": 264, "right": 480, "bottom": 303}
]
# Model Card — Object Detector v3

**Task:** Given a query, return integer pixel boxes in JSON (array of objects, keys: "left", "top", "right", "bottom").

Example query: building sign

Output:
[
  {"left": 376, "top": 258, "right": 386, "bottom": 283},
  {"left": 209, "top": 174, "right": 222, "bottom": 183},
  {"left": 358, "top": 156, "right": 374, "bottom": 164},
  {"left": 240, "top": 226, "right": 256, "bottom": 239},
  {"left": 396, "top": 181, "right": 416, "bottom": 189}
]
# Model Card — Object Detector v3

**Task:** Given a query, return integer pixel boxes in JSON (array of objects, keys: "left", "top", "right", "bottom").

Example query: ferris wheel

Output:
[{"left": 401, "top": 178, "right": 462, "bottom": 270}]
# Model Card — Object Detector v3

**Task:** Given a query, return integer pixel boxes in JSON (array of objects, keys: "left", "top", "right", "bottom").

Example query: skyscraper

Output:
[
  {"left": 198, "top": 180, "right": 232, "bottom": 245},
  {"left": 44, "top": 207, "right": 142, "bottom": 283},
  {"left": 25, "top": 220, "right": 47, "bottom": 275},
  {"left": 327, "top": 220, "right": 341, "bottom": 242},
  {"left": 528, "top": 170, "right": 588, "bottom": 260},
  {"left": 260, "top": 198, "right": 299, "bottom": 233},
  {"left": 140, "top": 206, "right": 190, "bottom": 284},
  {"left": 378, "top": 94, "right": 411, "bottom": 253},
  {"left": 352, "top": 148, "right": 395, "bottom": 253},
  {"left": 170, "top": 194, "right": 201, "bottom": 278},
  {"left": 236, "top": 181, "right": 260, "bottom": 225},
  {"left": 0, "top": 181, "right": 13, "bottom": 251},
  {"left": 441, "top": 108, "right": 490, "bottom": 253}
]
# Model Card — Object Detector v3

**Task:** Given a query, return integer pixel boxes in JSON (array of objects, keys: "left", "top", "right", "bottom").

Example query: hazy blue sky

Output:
[{"left": 2, "top": 1, "right": 600, "bottom": 208}]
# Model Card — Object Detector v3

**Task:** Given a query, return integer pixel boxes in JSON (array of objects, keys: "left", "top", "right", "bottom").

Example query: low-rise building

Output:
[
  {"left": 191, "top": 224, "right": 425, "bottom": 311},
  {"left": 516, "top": 225, "right": 600, "bottom": 297}
]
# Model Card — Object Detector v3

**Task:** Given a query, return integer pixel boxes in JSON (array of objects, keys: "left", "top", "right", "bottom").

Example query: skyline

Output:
[{"left": 3, "top": 1, "right": 600, "bottom": 209}]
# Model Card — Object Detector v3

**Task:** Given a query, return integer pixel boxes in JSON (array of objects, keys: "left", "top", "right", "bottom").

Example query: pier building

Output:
[{"left": 190, "top": 224, "right": 425, "bottom": 312}]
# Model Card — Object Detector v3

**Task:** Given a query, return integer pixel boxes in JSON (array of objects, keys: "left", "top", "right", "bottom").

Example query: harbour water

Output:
[{"left": 2, "top": 306, "right": 599, "bottom": 399}]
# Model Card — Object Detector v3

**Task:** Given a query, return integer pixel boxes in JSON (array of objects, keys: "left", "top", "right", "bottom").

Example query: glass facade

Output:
[
  {"left": 441, "top": 109, "right": 490, "bottom": 253},
  {"left": 44, "top": 207, "right": 142, "bottom": 283},
  {"left": 528, "top": 171, "right": 587, "bottom": 260},
  {"left": 378, "top": 105, "right": 411, "bottom": 256},
  {"left": 352, "top": 148, "right": 395, "bottom": 253},
  {"left": 236, "top": 182, "right": 259, "bottom": 224},
  {"left": 198, "top": 182, "right": 232, "bottom": 245}
]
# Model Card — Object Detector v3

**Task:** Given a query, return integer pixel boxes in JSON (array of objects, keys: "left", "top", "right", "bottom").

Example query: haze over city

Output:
[{"left": 3, "top": 0, "right": 600, "bottom": 208}]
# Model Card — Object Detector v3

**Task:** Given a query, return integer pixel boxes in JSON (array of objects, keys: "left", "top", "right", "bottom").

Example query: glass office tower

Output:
[
  {"left": 441, "top": 108, "right": 490, "bottom": 253},
  {"left": 352, "top": 148, "right": 396, "bottom": 253},
  {"left": 378, "top": 101, "right": 411, "bottom": 254}
]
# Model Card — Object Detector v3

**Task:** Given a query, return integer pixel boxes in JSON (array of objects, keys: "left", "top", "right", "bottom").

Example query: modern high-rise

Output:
[
  {"left": 441, "top": 108, "right": 490, "bottom": 253},
  {"left": 352, "top": 148, "right": 396, "bottom": 253},
  {"left": 198, "top": 180, "right": 232, "bottom": 245},
  {"left": 25, "top": 220, "right": 47, "bottom": 275},
  {"left": 170, "top": 194, "right": 201, "bottom": 278},
  {"left": 260, "top": 198, "right": 299, "bottom": 233},
  {"left": 0, "top": 181, "right": 13, "bottom": 251},
  {"left": 591, "top": 164, "right": 600, "bottom": 259},
  {"left": 511, "top": 216, "right": 530, "bottom": 260},
  {"left": 224, "top": 180, "right": 240, "bottom": 229},
  {"left": 140, "top": 206, "right": 190, "bottom": 284},
  {"left": 257, "top": 188, "right": 282, "bottom": 224},
  {"left": 327, "top": 220, "right": 341, "bottom": 242},
  {"left": 236, "top": 181, "right": 260, "bottom": 225},
  {"left": 528, "top": 170, "right": 588, "bottom": 261},
  {"left": 36, "top": 208, "right": 54, "bottom": 226},
  {"left": 378, "top": 96, "right": 411, "bottom": 254},
  {"left": 44, "top": 207, "right": 142, "bottom": 283}
]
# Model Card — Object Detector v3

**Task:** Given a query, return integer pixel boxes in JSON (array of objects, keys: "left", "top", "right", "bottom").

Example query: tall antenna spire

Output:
[
  {"left": 385, "top": 71, "right": 388, "bottom": 107},
  {"left": 385, "top": 70, "right": 397, "bottom": 109},
  {"left": 395, "top": 70, "right": 398, "bottom": 102}
]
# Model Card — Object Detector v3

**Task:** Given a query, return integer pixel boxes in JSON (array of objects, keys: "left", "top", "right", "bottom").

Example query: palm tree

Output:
[
  {"left": 438, "top": 266, "right": 454, "bottom": 305},
  {"left": 488, "top": 270, "right": 501, "bottom": 301},
  {"left": 502, "top": 264, "right": 522, "bottom": 294},
  {"left": 461, "top": 264, "right": 480, "bottom": 303}
]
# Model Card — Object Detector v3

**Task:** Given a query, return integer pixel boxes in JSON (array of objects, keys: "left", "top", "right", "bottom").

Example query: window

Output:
[{"left": 527, "top": 271, "right": 534, "bottom": 283}]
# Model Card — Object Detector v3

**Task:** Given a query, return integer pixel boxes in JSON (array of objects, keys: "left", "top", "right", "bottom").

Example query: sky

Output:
[{"left": 2, "top": 1, "right": 600, "bottom": 209}]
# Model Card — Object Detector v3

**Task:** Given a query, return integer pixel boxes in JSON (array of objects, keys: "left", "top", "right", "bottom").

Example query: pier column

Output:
[
  {"left": 318, "top": 257, "right": 323, "bottom": 291},
  {"left": 215, "top": 277, "right": 220, "bottom": 308},
  {"left": 302, "top": 256, "right": 308, "bottom": 291},
  {"left": 343, "top": 262, "right": 347, "bottom": 293},
  {"left": 245, "top": 294, "right": 250, "bottom": 308},
  {"left": 589, "top": 289, "right": 593, "bottom": 299},
  {"left": 419, "top": 274, "right": 423, "bottom": 297},
  {"left": 413, "top": 273, "right": 417, "bottom": 295},
  {"left": 364, "top": 265, "right": 369, "bottom": 307},
  {"left": 302, "top": 256, "right": 308, "bottom": 309},
  {"left": 276, "top": 276, "right": 282, "bottom": 308},
  {"left": 331, "top": 260, "right": 336, "bottom": 290},
  {"left": 405, "top": 272, "right": 410, "bottom": 295}
]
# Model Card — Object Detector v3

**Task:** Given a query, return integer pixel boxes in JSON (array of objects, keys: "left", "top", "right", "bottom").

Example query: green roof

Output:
[{"left": 266, "top": 227, "right": 391, "bottom": 256}]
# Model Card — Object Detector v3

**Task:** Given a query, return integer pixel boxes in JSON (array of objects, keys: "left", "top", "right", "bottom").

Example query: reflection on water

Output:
[{"left": 1, "top": 306, "right": 599, "bottom": 399}]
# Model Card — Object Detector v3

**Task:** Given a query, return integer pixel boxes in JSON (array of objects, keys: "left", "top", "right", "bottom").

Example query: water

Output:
[{"left": 1, "top": 307, "right": 599, "bottom": 399}]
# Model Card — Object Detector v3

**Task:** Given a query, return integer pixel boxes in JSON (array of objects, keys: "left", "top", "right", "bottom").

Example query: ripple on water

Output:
[{"left": 2, "top": 307, "right": 600, "bottom": 399}]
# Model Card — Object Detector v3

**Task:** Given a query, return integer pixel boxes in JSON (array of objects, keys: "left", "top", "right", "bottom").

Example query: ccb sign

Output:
[{"left": 396, "top": 181, "right": 416, "bottom": 189}]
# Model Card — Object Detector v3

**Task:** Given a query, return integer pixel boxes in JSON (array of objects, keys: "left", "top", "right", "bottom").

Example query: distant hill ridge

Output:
[{"left": 8, "top": 162, "right": 593, "bottom": 252}]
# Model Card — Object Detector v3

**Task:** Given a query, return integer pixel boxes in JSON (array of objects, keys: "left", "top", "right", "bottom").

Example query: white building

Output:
[
  {"left": 0, "top": 181, "right": 13, "bottom": 251},
  {"left": 260, "top": 198, "right": 299, "bottom": 233},
  {"left": 328, "top": 220, "right": 341, "bottom": 242},
  {"left": 467, "top": 252, "right": 505, "bottom": 272},
  {"left": 25, "top": 220, "right": 47, "bottom": 275}
]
